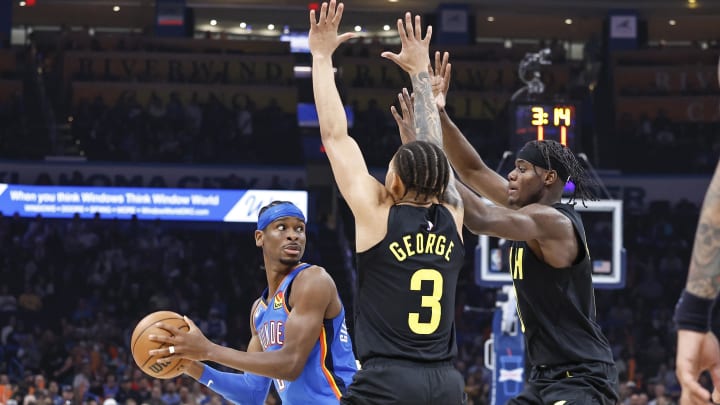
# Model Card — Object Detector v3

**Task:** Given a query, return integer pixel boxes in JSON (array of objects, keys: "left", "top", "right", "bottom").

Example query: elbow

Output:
[
  {"left": 276, "top": 355, "right": 305, "bottom": 381},
  {"left": 463, "top": 212, "right": 490, "bottom": 235}
]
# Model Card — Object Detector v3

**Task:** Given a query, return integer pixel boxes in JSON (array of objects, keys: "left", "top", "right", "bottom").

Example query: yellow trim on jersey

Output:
[{"left": 319, "top": 327, "right": 342, "bottom": 399}]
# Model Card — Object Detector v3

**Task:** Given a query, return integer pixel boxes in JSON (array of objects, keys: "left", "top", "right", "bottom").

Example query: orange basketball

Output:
[{"left": 131, "top": 310, "right": 190, "bottom": 379}]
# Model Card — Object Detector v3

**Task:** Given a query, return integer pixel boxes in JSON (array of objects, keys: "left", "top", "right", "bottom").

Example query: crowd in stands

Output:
[{"left": 69, "top": 93, "right": 300, "bottom": 165}]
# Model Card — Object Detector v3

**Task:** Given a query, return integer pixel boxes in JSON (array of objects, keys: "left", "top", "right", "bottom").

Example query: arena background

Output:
[{"left": 0, "top": 0, "right": 716, "bottom": 403}]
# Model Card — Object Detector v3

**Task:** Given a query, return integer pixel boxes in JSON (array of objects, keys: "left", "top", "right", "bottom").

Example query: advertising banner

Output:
[{"left": 0, "top": 184, "right": 308, "bottom": 223}]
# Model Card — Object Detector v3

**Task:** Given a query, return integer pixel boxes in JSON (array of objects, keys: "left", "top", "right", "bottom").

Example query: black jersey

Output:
[
  {"left": 509, "top": 203, "right": 614, "bottom": 367},
  {"left": 354, "top": 204, "right": 464, "bottom": 363}
]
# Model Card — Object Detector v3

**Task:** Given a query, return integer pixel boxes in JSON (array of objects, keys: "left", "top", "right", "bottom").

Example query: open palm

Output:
[{"left": 308, "top": 0, "right": 355, "bottom": 59}]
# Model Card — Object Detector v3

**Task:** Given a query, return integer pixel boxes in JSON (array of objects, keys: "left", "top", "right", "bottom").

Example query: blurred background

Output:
[{"left": 0, "top": 0, "right": 717, "bottom": 404}]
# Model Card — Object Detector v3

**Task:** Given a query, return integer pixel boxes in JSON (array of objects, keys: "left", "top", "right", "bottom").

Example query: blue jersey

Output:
[{"left": 253, "top": 263, "right": 357, "bottom": 404}]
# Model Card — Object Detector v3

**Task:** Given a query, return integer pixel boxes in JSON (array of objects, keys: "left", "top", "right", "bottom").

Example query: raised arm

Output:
[
  {"left": 383, "top": 31, "right": 461, "bottom": 209},
  {"left": 308, "top": 0, "right": 385, "bottom": 217},
  {"left": 439, "top": 108, "right": 510, "bottom": 207}
]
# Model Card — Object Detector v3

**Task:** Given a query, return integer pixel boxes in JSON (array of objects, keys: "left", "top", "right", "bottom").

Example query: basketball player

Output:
[
  {"left": 674, "top": 159, "right": 720, "bottom": 405},
  {"left": 672, "top": 57, "right": 720, "bottom": 405},
  {"left": 418, "top": 51, "right": 619, "bottom": 404},
  {"left": 309, "top": 2, "right": 466, "bottom": 404},
  {"left": 148, "top": 201, "right": 357, "bottom": 404}
]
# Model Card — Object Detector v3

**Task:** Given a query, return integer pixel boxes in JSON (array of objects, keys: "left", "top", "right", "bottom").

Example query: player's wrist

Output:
[{"left": 674, "top": 289, "right": 716, "bottom": 332}]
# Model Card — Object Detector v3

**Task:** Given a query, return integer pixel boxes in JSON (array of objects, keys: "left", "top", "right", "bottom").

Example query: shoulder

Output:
[
  {"left": 520, "top": 202, "right": 569, "bottom": 218},
  {"left": 293, "top": 265, "right": 336, "bottom": 289},
  {"left": 249, "top": 298, "right": 264, "bottom": 314},
  {"left": 520, "top": 203, "right": 574, "bottom": 231},
  {"left": 289, "top": 265, "right": 338, "bottom": 309}
]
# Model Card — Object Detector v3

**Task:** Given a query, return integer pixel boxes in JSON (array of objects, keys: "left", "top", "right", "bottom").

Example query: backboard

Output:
[{"left": 475, "top": 199, "right": 625, "bottom": 289}]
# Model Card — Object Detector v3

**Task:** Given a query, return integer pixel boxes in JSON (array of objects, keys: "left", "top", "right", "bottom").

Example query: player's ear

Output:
[
  {"left": 254, "top": 230, "right": 263, "bottom": 247},
  {"left": 544, "top": 170, "right": 557, "bottom": 186},
  {"left": 388, "top": 172, "right": 405, "bottom": 198}
]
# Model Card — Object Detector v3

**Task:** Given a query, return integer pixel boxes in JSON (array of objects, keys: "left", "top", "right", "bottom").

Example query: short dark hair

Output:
[{"left": 393, "top": 141, "right": 450, "bottom": 202}]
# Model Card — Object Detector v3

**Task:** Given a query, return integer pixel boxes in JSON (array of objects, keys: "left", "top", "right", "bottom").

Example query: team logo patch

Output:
[{"left": 273, "top": 292, "right": 284, "bottom": 310}]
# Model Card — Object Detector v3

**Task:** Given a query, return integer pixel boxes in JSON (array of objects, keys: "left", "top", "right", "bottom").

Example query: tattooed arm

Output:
[
  {"left": 674, "top": 159, "right": 720, "bottom": 405},
  {"left": 685, "top": 160, "right": 720, "bottom": 298},
  {"left": 381, "top": 16, "right": 461, "bottom": 210}
]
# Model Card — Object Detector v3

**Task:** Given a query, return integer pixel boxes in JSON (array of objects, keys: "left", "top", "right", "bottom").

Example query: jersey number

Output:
[{"left": 408, "top": 269, "right": 443, "bottom": 335}]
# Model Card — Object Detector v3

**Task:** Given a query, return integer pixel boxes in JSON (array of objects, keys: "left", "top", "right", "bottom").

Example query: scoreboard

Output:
[{"left": 511, "top": 103, "right": 578, "bottom": 152}]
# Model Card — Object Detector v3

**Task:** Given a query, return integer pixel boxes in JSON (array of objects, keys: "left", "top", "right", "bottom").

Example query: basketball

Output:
[{"left": 131, "top": 310, "right": 190, "bottom": 379}]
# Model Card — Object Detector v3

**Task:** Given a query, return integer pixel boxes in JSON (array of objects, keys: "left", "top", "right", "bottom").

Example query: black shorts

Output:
[
  {"left": 340, "top": 358, "right": 466, "bottom": 405},
  {"left": 507, "top": 361, "right": 619, "bottom": 405}
]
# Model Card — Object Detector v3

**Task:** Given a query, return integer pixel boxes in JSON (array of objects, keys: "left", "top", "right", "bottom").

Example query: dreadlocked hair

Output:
[
  {"left": 393, "top": 141, "right": 451, "bottom": 203},
  {"left": 534, "top": 140, "right": 598, "bottom": 206}
]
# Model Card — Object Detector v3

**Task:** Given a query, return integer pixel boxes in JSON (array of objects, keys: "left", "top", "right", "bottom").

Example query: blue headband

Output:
[{"left": 257, "top": 203, "right": 305, "bottom": 231}]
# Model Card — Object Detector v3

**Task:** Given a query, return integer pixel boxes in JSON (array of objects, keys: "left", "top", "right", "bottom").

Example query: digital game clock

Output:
[{"left": 511, "top": 103, "right": 577, "bottom": 152}]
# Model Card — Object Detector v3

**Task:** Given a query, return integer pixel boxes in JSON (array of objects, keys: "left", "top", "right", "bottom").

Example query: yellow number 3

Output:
[{"left": 408, "top": 269, "right": 443, "bottom": 335}]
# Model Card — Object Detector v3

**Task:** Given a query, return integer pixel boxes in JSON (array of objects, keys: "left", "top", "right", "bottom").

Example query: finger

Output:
[
  {"left": 444, "top": 63, "right": 452, "bottom": 92},
  {"left": 338, "top": 32, "right": 356, "bottom": 44},
  {"left": 404, "top": 12, "right": 414, "bottom": 39},
  {"left": 399, "top": 92, "right": 410, "bottom": 113},
  {"left": 709, "top": 363, "right": 720, "bottom": 400},
  {"left": 380, "top": 52, "right": 400, "bottom": 64},
  {"left": 678, "top": 369, "right": 711, "bottom": 403},
  {"left": 414, "top": 15, "right": 422, "bottom": 40},
  {"left": 327, "top": 0, "right": 337, "bottom": 23},
  {"left": 183, "top": 315, "right": 199, "bottom": 331},
  {"left": 435, "top": 51, "right": 441, "bottom": 73},
  {"left": 396, "top": 18, "right": 407, "bottom": 42},
  {"left": 402, "top": 87, "right": 412, "bottom": 101},
  {"left": 331, "top": 1, "right": 344, "bottom": 25},
  {"left": 427, "top": 63, "right": 433, "bottom": 76},
  {"left": 309, "top": 9, "right": 316, "bottom": 26},
  {"left": 320, "top": 2, "right": 328, "bottom": 23},
  {"left": 147, "top": 333, "right": 171, "bottom": 344},
  {"left": 441, "top": 51, "right": 449, "bottom": 72},
  {"left": 153, "top": 321, "right": 181, "bottom": 334},
  {"left": 390, "top": 105, "right": 402, "bottom": 122},
  {"left": 682, "top": 380, "right": 711, "bottom": 403},
  {"left": 148, "top": 346, "right": 176, "bottom": 357},
  {"left": 152, "top": 352, "right": 176, "bottom": 363},
  {"left": 424, "top": 25, "right": 433, "bottom": 44}
]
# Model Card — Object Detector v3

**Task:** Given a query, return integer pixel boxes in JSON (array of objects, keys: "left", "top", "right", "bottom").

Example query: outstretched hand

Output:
[
  {"left": 390, "top": 87, "right": 416, "bottom": 144},
  {"left": 148, "top": 316, "right": 213, "bottom": 363},
  {"left": 308, "top": 0, "right": 355, "bottom": 59},
  {"left": 429, "top": 51, "right": 452, "bottom": 109},
  {"left": 381, "top": 12, "right": 432, "bottom": 75}
]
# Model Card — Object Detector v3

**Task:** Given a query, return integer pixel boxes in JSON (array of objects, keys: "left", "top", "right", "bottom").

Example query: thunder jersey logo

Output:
[{"left": 273, "top": 292, "right": 284, "bottom": 310}]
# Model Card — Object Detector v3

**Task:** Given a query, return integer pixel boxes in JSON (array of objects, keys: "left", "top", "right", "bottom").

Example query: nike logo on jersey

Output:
[
  {"left": 207, "top": 380, "right": 214, "bottom": 387},
  {"left": 426, "top": 220, "right": 434, "bottom": 231},
  {"left": 553, "top": 401, "right": 567, "bottom": 405}
]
